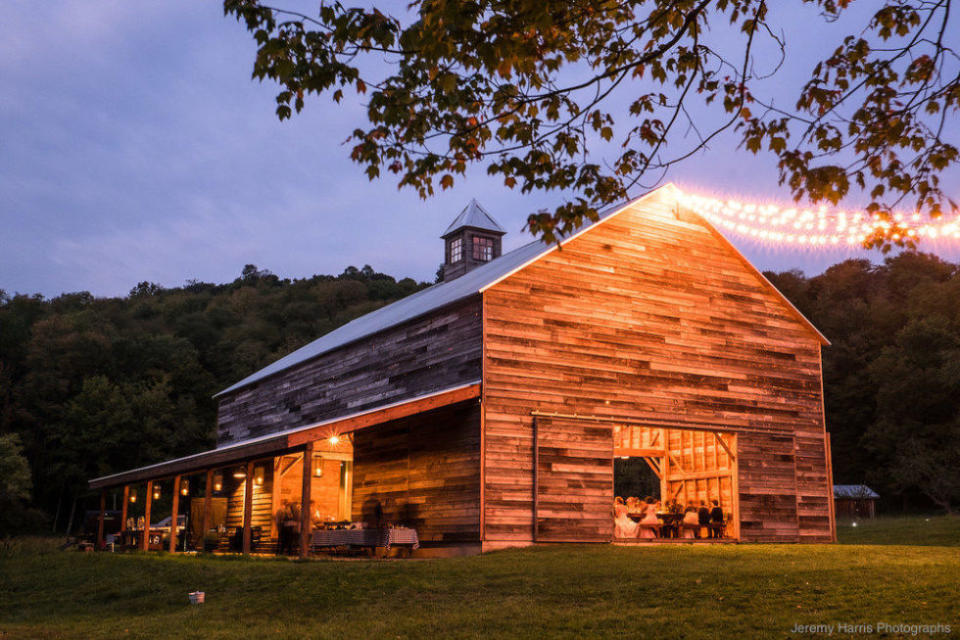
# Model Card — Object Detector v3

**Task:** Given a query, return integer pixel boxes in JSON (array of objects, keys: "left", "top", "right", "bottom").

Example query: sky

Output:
[{"left": 2, "top": 1, "right": 959, "bottom": 298}]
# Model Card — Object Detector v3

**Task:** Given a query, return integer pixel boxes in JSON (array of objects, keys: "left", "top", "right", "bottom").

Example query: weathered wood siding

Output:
[
  {"left": 482, "top": 190, "right": 831, "bottom": 544},
  {"left": 216, "top": 298, "right": 482, "bottom": 444},
  {"left": 352, "top": 401, "right": 481, "bottom": 544},
  {"left": 225, "top": 464, "right": 274, "bottom": 535}
]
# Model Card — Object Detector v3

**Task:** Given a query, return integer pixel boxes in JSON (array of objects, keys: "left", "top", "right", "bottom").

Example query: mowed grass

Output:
[{"left": 1, "top": 517, "right": 958, "bottom": 640}]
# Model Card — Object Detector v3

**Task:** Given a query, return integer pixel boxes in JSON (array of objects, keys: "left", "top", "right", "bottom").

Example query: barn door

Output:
[{"left": 533, "top": 416, "right": 614, "bottom": 542}]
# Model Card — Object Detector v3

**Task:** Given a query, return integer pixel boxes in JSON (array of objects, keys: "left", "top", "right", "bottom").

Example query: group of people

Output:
[{"left": 614, "top": 496, "right": 725, "bottom": 539}]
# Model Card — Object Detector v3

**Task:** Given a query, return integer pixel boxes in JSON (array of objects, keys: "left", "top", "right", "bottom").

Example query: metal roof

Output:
[
  {"left": 214, "top": 238, "right": 547, "bottom": 397},
  {"left": 442, "top": 199, "right": 506, "bottom": 236},
  {"left": 215, "top": 183, "right": 828, "bottom": 398},
  {"left": 833, "top": 484, "right": 880, "bottom": 499}
]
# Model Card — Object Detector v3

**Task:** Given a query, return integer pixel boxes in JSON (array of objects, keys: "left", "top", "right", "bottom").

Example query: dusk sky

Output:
[{"left": 3, "top": 1, "right": 959, "bottom": 298}]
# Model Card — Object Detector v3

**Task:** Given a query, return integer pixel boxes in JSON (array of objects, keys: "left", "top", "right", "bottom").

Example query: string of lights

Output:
[{"left": 676, "top": 190, "right": 960, "bottom": 247}]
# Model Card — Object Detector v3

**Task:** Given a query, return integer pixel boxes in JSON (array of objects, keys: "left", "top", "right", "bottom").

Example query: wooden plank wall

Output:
[
  {"left": 482, "top": 189, "right": 831, "bottom": 544},
  {"left": 795, "top": 431, "right": 833, "bottom": 541},
  {"left": 535, "top": 418, "right": 613, "bottom": 541},
  {"left": 352, "top": 401, "right": 481, "bottom": 544},
  {"left": 217, "top": 298, "right": 482, "bottom": 444},
  {"left": 225, "top": 463, "right": 275, "bottom": 535}
]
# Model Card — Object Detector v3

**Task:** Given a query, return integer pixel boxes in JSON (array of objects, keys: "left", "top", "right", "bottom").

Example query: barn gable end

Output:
[{"left": 481, "top": 186, "right": 833, "bottom": 544}]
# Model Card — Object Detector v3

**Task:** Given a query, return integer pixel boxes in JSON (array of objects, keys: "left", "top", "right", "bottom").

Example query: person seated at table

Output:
[
  {"left": 698, "top": 500, "right": 711, "bottom": 537},
  {"left": 638, "top": 496, "right": 660, "bottom": 539},
  {"left": 681, "top": 505, "right": 700, "bottom": 538},
  {"left": 667, "top": 498, "right": 683, "bottom": 515},
  {"left": 614, "top": 497, "right": 639, "bottom": 538},
  {"left": 709, "top": 500, "right": 724, "bottom": 538}
]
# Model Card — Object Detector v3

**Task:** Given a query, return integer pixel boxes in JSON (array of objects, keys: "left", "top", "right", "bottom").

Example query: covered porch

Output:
[{"left": 88, "top": 383, "right": 480, "bottom": 556}]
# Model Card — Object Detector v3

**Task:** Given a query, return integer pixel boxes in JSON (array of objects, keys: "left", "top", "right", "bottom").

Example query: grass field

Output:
[{"left": 1, "top": 516, "right": 958, "bottom": 640}]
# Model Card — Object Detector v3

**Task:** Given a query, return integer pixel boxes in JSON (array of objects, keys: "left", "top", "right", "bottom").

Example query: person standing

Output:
[{"left": 709, "top": 500, "right": 724, "bottom": 538}]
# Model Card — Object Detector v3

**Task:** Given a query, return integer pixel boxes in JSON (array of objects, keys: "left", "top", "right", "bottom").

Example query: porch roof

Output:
[{"left": 88, "top": 381, "right": 481, "bottom": 490}]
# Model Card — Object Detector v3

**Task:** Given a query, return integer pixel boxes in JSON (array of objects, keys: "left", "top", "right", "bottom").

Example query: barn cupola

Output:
[{"left": 441, "top": 199, "right": 506, "bottom": 282}]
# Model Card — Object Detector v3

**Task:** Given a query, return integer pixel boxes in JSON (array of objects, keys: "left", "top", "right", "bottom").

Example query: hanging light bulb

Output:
[
  {"left": 233, "top": 467, "right": 247, "bottom": 480},
  {"left": 180, "top": 478, "right": 190, "bottom": 496},
  {"left": 213, "top": 472, "right": 223, "bottom": 493},
  {"left": 674, "top": 186, "right": 960, "bottom": 250},
  {"left": 153, "top": 484, "right": 161, "bottom": 500},
  {"left": 129, "top": 488, "right": 138, "bottom": 503},
  {"left": 254, "top": 465, "right": 265, "bottom": 486}
]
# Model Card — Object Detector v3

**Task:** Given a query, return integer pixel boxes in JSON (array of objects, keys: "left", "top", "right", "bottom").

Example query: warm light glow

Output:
[
  {"left": 152, "top": 486, "right": 161, "bottom": 500},
  {"left": 254, "top": 465, "right": 265, "bottom": 486},
  {"left": 675, "top": 187, "right": 960, "bottom": 250},
  {"left": 213, "top": 472, "right": 223, "bottom": 493},
  {"left": 313, "top": 455, "right": 324, "bottom": 478},
  {"left": 233, "top": 467, "right": 246, "bottom": 480},
  {"left": 328, "top": 435, "right": 340, "bottom": 446},
  {"left": 180, "top": 479, "right": 189, "bottom": 496},
  {"left": 129, "top": 489, "right": 137, "bottom": 503}
]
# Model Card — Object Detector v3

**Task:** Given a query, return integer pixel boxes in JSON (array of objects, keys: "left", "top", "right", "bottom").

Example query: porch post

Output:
[
  {"left": 142, "top": 480, "right": 153, "bottom": 551},
  {"left": 299, "top": 442, "right": 314, "bottom": 558},
  {"left": 97, "top": 489, "right": 106, "bottom": 550},
  {"left": 120, "top": 485, "right": 129, "bottom": 536},
  {"left": 169, "top": 474, "right": 181, "bottom": 553},
  {"left": 242, "top": 460, "right": 254, "bottom": 555},
  {"left": 201, "top": 468, "right": 213, "bottom": 552}
]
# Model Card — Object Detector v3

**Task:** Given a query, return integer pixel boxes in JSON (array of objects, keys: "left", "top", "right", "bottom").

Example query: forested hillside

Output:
[
  {"left": 765, "top": 252, "right": 960, "bottom": 515},
  {"left": 0, "top": 265, "right": 428, "bottom": 533},
  {"left": 2, "top": 253, "right": 959, "bottom": 535}
]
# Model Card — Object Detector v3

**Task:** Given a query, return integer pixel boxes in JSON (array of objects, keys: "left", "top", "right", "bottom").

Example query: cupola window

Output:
[
  {"left": 449, "top": 237, "right": 463, "bottom": 263},
  {"left": 473, "top": 236, "right": 494, "bottom": 262}
]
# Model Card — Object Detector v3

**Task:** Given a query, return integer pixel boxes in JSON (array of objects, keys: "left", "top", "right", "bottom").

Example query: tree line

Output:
[
  {"left": 0, "top": 265, "right": 427, "bottom": 534},
  {"left": 2, "top": 253, "right": 959, "bottom": 535}
]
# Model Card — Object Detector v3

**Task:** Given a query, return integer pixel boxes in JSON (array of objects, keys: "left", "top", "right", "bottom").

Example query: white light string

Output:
[{"left": 676, "top": 190, "right": 960, "bottom": 247}]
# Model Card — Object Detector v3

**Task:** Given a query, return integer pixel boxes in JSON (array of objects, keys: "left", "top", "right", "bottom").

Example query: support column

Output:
[
  {"left": 201, "top": 468, "right": 213, "bottom": 552},
  {"left": 299, "top": 443, "right": 314, "bottom": 558},
  {"left": 120, "top": 485, "right": 129, "bottom": 537},
  {"left": 142, "top": 480, "right": 153, "bottom": 551},
  {"left": 169, "top": 474, "right": 181, "bottom": 553},
  {"left": 242, "top": 460, "right": 254, "bottom": 555},
  {"left": 97, "top": 489, "right": 106, "bottom": 550}
]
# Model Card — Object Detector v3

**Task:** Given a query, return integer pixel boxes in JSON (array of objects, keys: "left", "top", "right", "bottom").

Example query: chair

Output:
[{"left": 636, "top": 523, "right": 661, "bottom": 538}]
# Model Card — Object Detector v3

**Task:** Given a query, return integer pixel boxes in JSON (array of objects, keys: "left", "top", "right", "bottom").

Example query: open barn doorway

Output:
[{"left": 613, "top": 425, "right": 739, "bottom": 541}]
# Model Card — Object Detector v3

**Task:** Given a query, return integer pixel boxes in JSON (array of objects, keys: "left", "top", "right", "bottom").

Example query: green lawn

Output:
[{"left": 1, "top": 517, "right": 958, "bottom": 640}]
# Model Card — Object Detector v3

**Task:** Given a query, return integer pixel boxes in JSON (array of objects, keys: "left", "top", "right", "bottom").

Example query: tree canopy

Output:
[
  {"left": 2, "top": 254, "right": 960, "bottom": 530},
  {"left": 224, "top": 0, "right": 958, "bottom": 246},
  {"left": 0, "top": 266, "right": 427, "bottom": 534}
]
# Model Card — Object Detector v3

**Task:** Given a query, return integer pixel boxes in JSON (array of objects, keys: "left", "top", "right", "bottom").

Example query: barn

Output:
[{"left": 89, "top": 183, "right": 837, "bottom": 555}]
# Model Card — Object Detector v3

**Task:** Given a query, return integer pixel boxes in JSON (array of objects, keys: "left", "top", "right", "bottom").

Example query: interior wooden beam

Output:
[
  {"left": 640, "top": 456, "right": 662, "bottom": 480},
  {"left": 713, "top": 432, "right": 736, "bottom": 461},
  {"left": 613, "top": 446, "right": 666, "bottom": 458},
  {"left": 666, "top": 450, "right": 688, "bottom": 475}
]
